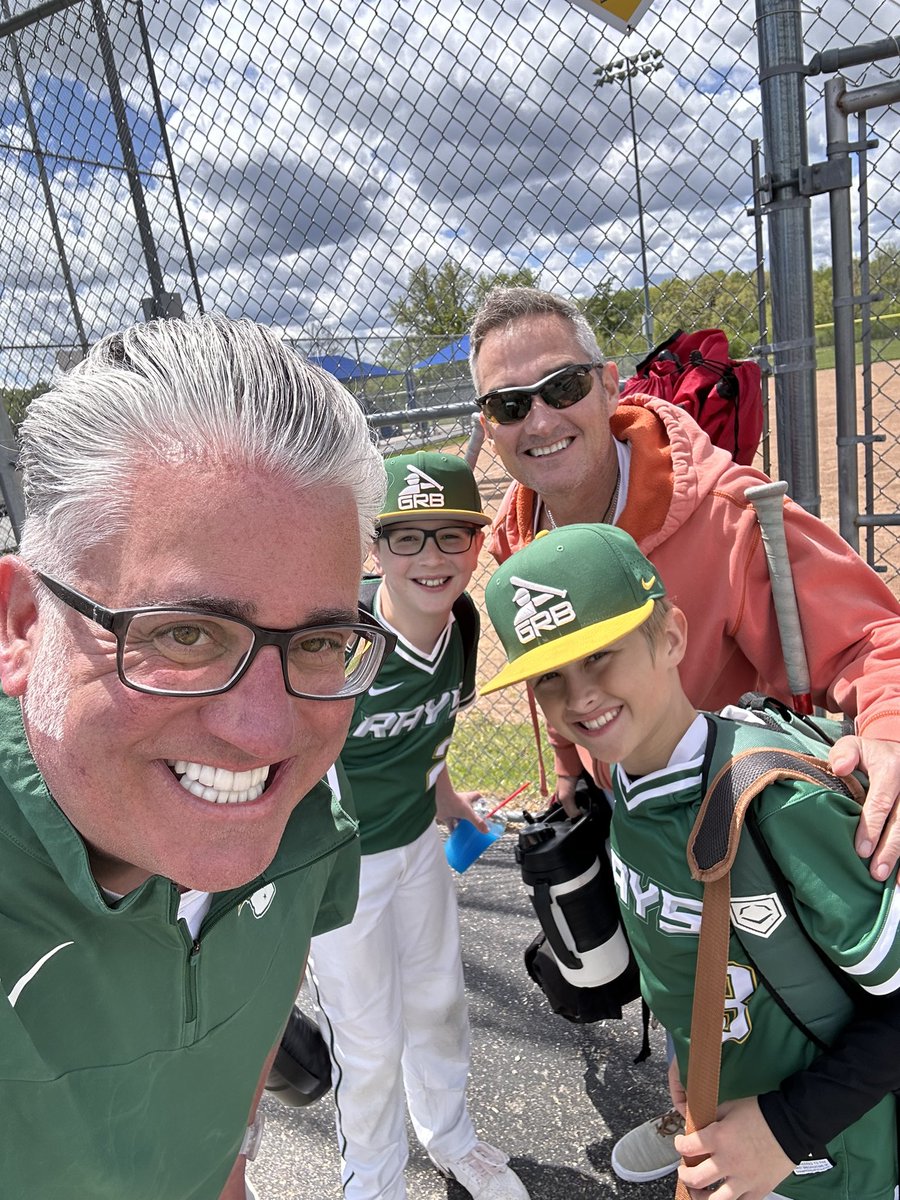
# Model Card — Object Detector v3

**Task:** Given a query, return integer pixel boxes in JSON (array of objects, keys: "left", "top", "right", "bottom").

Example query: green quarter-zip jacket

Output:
[{"left": 0, "top": 692, "right": 360, "bottom": 1198}]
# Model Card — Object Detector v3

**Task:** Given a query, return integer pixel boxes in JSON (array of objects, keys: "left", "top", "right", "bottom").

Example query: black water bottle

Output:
[{"left": 517, "top": 807, "right": 630, "bottom": 988}]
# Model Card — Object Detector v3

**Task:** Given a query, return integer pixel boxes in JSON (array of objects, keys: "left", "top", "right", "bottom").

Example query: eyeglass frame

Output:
[
  {"left": 376, "top": 524, "right": 481, "bottom": 556},
  {"left": 34, "top": 572, "right": 397, "bottom": 700},
  {"left": 476, "top": 361, "right": 603, "bottom": 426}
]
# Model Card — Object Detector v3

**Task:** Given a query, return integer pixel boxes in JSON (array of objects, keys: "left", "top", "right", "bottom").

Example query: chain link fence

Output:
[{"left": 0, "top": 0, "right": 897, "bottom": 793}]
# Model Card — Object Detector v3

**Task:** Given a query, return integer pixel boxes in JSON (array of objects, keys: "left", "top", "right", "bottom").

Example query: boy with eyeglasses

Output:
[{"left": 307, "top": 451, "right": 530, "bottom": 1200}]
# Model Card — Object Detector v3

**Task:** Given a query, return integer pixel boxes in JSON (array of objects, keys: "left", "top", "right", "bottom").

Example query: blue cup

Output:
[{"left": 445, "top": 817, "right": 505, "bottom": 873}]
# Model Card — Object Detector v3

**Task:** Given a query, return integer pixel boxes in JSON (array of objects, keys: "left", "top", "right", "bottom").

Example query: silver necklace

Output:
[{"left": 546, "top": 469, "right": 620, "bottom": 531}]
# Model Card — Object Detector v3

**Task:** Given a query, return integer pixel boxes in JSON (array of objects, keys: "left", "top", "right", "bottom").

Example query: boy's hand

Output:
[
  {"left": 434, "top": 773, "right": 486, "bottom": 833},
  {"left": 674, "top": 1097, "right": 796, "bottom": 1200},
  {"left": 829, "top": 735, "right": 900, "bottom": 880}
]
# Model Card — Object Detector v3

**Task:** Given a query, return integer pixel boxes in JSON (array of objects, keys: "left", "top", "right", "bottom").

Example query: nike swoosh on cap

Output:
[{"left": 640, "top": 576, "right": 657, "bottom": 591}]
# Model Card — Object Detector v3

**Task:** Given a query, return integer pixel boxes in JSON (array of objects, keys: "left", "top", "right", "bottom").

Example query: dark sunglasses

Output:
[{"left": 476, "top": 361, "right": 602, "bottom": 426}]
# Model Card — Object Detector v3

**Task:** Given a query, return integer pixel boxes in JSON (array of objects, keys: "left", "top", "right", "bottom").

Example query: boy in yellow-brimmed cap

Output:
[{"left": 484, "top": 523, "right": 900, "bottom": 1200}]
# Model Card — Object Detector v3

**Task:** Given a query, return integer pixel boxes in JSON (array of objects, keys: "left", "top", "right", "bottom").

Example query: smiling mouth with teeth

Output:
[
  {"left": 166, "top": 760, "right": 272, "bottom": 804},
  {"left": 528, "top": 438, "right": 573, "bottom": 458},
  {"left": 579, "top": 707, "right": 621, "bottom": 731},
  {"left": 414, "top": 578, "right": 449, "bottom": 588}
]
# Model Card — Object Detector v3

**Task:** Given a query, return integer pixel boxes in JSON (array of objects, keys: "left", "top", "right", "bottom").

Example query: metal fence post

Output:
[
  {"left": 756, "top": 0, "right": 820, "bottom": 513},
  {"left": 823, "top": 75, "right": 860, "bottom": 552}
]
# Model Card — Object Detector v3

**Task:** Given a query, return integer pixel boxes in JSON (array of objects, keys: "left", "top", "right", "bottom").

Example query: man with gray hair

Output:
[
  {"left": 470, "top": 286, "right": 900, "bottom": 1186},
  {"left": 0, "top": 314, "right": 394, "bottom": 1199}
]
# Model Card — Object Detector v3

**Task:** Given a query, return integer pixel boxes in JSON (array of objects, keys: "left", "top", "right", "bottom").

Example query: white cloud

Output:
[{"left": 0, "top": 0, "right": 895, "bottom": 379}]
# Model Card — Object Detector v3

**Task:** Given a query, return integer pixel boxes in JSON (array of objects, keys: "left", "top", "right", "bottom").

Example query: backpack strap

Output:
[
  {"left": 451, "top": 591, "right": 479, "bottom": 704},
  {"left": 673, "top": 749, "right": 866, "bottom": 1198}
]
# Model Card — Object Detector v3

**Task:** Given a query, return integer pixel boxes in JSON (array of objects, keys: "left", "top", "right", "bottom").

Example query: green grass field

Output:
[
  {"left": 814, "top": 334, "right": 900, "bottom": 372},
  {"left": 448, "top": 710, "right": 554, "bottom": 803}
]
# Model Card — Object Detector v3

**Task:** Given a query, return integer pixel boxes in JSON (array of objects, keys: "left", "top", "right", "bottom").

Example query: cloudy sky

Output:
[{"left": 0, "top": 0, "right": 896, "bottom": 382}]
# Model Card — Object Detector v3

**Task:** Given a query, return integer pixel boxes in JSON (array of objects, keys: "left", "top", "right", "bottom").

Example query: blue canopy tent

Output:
[
  {"left": 409, "top": 334, "right": 470, "bottom": 371},
  {"left": 307, "top": 354, "right": 400, "bottom": 381}
]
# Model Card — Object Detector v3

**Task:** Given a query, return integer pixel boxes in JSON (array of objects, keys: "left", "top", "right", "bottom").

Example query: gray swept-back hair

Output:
[
  {"left": 468, "top": 287, "right": 604, "bottom": 390},
  {"left": 18, "top": 314, "right": 386, "bottom": 574}
]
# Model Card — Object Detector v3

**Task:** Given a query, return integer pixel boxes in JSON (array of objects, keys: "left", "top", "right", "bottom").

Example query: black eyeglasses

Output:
[
  {"left": 378, "top": 525, "right": 480, "bottom": 556},
  {"left": 476, "top": 361, "right": 602, "bottom": 426},
  {"left": 36, "top": 573, "right": 397, "bottom": 700}
]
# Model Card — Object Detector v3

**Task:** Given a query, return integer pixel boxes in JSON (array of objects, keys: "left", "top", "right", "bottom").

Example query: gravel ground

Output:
[{"left": 248, "top": 826, "right": 677, "bottom": 1200}]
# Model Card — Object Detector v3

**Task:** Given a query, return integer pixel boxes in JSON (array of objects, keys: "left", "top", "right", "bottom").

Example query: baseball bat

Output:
[{"left": 745, "top": 481, "right": 813, "bottom": 714}]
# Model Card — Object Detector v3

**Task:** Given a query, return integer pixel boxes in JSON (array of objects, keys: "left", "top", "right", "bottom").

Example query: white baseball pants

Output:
[{"left": 308, "top": 822, "right": 476, "bottom": 1199}]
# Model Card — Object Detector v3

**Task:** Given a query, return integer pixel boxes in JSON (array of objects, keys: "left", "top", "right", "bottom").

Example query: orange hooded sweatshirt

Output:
[{"left": 488, "top": 394, "right": 900, "bottom": 781}]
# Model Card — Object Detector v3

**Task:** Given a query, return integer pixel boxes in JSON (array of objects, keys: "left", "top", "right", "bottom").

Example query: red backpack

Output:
[{"left": 620, "top": 328, "right": 763, "bottom": 466}]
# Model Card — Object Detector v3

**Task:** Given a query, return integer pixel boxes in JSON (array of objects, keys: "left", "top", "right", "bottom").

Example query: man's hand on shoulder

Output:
[
  {"left": 829, "top": 735, "right": 900, "bottom": 880},
  {"left": 554, "top": 775, "right": 583, "bottom": 819}
]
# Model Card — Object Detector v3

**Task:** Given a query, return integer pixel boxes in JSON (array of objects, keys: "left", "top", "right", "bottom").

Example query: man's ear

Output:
[
  {"left": 479, "top": 412, "right": 493, "bottom": 442},
  {"left": 0, "top": 556, "right": 41, "bottom": 697},
  {"left": 601, "top": 363, "right": 620, "bottom": 416}
]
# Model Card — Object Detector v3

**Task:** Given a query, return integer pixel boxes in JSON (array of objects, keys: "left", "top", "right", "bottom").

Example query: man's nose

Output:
[
  {"left": 200, "top": 645, "right": 298, "bottom": 757},
  {"left": 523, "top": 393, "right": 559, "bottom": 430}
]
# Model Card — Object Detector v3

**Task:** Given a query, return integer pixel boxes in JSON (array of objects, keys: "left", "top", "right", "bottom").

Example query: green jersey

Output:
[
  {"left": 611, "top": 712, "right": 900, "bottom": 1200},
  {"left": 341, "top": 585, "right": 477, "bottom": 855},
  {"left": 0, "top": 692, "right": 360, "bottom": 1199}
]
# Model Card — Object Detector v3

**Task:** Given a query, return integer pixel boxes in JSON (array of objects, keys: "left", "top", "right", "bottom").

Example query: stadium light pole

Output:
[{"left": 594, "top": 48, "right": 663, "bottom": 350}]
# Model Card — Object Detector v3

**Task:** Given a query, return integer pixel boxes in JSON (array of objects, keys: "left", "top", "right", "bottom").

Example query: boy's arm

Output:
[
  {"left": 675, "top": 1096, "right": 796, "bottom": 1200},
  {"left": 675, "top": 995, "right": 900, "bottom": 1197},
  {"left": 756, "top": 989, "right": 900, "bottom": 1160}
]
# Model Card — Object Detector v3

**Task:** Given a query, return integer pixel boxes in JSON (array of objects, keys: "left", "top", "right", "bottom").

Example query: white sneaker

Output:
[
  {"left": 610, "top": 1108, "right": 684, "bottom": 1182},
  {"left": 429, "top": 1140, "right": 530, "bottom": 1199}
]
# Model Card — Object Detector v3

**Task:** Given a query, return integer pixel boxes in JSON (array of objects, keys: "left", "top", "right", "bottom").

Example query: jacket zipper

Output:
[{"left": 178, "top": 823, "right": 357, "bottom": 1037}]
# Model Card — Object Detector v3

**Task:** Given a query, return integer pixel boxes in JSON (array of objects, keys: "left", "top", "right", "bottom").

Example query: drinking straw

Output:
[{"left": 485, "top": 781, "right": 531, "bottom": 820}]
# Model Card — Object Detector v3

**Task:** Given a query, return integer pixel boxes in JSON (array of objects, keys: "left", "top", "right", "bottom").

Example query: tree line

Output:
[{"left": 388, "top": 243, "right": 900, "bottom": 363}]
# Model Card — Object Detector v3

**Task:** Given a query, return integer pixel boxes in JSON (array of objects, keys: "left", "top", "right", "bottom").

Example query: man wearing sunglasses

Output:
[
  {"left": 469, "top": 286, "right": 900, "bottom": 1189},
  {"left": 0, "top": 315, "right": 392, "bottom": 1200}
]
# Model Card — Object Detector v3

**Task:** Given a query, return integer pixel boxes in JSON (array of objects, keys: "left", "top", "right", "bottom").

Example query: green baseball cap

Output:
[
  {"left": 378, "top": 451, "right": 490, "bottom": 527},
  {"left": 482, "top": 524, "right": 667, "bottom": 694}
]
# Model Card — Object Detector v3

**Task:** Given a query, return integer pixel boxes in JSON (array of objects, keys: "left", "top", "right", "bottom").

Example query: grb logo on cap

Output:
[
  {"left": 398, "top": 466, "right": 445, "bottom": 510},
  {"left": 510, "top": 576, "right": 576, "bottom": 644}
]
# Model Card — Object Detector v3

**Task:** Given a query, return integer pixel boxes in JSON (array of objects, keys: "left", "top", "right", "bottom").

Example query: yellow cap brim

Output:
[
  {"left": 378, "top": 509, "right": 491, "bottom": 527},
  {"left": 480, "top": 599, "right": 655, "bottom": 694}
]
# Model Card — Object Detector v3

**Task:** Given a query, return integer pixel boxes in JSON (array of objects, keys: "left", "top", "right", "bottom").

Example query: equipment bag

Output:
[
  {"left": 265, "top": 1003, "right": 333, "bottom": 1108},
  {"left": 621, "top": 328, "right": 763, "bottom": 466}
]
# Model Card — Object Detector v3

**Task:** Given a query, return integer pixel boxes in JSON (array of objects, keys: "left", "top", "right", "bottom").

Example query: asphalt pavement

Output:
[{"left": 248, "top": 825, "right": 676, "bottom": 1200}]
